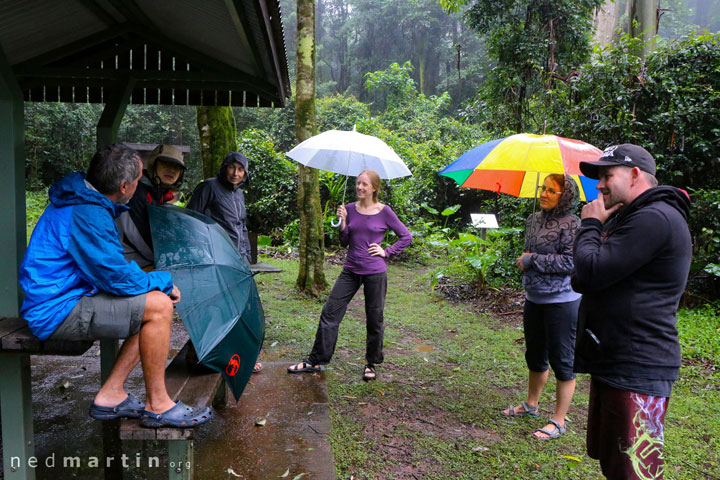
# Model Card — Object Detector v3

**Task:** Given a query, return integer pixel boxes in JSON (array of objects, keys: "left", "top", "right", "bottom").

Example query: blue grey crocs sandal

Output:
[
  {"left": 140, "top": 401, "right": 212, "bottom": 428},
  {"left": 89, "top": 393, "right": 145, "bottom": 420}
]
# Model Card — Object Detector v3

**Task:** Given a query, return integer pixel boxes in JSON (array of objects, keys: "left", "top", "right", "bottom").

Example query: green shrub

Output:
[
  {"left": 239, "top": 129, "right": 298, "bottom": 240},
  {"left": 26, "top": 190, "right": 49, "bottom": 241},
  {"left": 677, "top": 304, "right": 720, "bottom": 367}
]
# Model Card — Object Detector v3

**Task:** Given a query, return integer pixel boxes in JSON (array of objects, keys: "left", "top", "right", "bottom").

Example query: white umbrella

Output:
[
  {"left": 286, "top": 129, "right": 412, "bottom": 226},
  {"left": 287, "top": 129, "right": 412, "bottom": 179}
]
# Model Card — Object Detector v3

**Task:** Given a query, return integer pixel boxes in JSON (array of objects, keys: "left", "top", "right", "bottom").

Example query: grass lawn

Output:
[{"left": 255, "top": 255, "right": 720, "bottom": 480}]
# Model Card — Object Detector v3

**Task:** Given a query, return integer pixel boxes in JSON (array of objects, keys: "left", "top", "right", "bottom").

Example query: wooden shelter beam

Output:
[
  {"left": 257, "top": 0, "right": 289, "bottom": 99},
  {"left": 74, "top": 0, "right": 121, "bottom": 27},
  {"left": 13, "top": 25, "right": 134, "bottom": 70},
  {"left": 227, "top": 0, "right": 266, "bottom": 79},
  {"left": 96, "top": 77, "right": 135, "bottom": 148}
]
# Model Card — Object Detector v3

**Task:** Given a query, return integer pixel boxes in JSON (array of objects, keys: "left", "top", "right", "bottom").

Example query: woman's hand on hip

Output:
[{"left": 368, "top": 243, "right": 386, "bottom": 257}]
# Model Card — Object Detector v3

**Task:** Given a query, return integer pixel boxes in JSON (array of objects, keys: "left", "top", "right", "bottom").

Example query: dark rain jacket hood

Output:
[
  {"left": 217, "top": 152, "right": 250, "bottom": 190},
  {"left": 521, "top": 175, "right": 581, "bottom": 297}
]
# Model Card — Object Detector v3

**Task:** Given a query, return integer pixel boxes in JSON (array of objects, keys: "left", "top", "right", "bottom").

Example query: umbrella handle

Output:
[{"left": 330, "top": 175, "right": 349, "bottom": 229}]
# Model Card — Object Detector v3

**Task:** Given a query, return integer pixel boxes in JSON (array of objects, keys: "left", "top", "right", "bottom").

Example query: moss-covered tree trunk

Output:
[
  {"left": 295, "top": 0, "right": 326, "bottom": 295},
  {"left": 196, "top": 106, "right": 237, "bottom": 179}
]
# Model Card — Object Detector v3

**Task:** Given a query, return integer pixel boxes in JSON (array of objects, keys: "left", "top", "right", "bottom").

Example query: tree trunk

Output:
[
  {"left": 593, "top": 0, "right": 621, "bottom": 47},
  {"left": 625, "top": 0, "right": 659, "bottom": 58},
  {"left": 196, "top": 106, "right": 237, "bottom": 179},
  {"left": 695, "top": 0, "right": 709, "bottom": 29},
  {"left": 295, "top": 0, "right": 326, "bottom": 295}
]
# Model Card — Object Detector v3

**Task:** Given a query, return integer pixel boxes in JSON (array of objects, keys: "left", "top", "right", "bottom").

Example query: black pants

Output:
[
  {"left": 308, "top": 269, "right": 387, "bottom": 365},
  {"left": 523, "top": 298, "right": 580, "bottom": 381}
]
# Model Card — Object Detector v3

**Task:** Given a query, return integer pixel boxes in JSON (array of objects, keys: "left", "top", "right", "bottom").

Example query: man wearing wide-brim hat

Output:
[{"left": 571, "top": 143, "right": 692, "bottom": 479}]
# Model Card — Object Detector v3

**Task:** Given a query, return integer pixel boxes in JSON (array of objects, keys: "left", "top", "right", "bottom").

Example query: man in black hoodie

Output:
[{"left": 572, "top": 144, "right": 692, "bottom": 479}]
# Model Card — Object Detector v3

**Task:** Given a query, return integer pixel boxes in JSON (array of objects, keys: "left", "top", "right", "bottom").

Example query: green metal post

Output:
[
  {"left": 96, "top": 78, "right": 134, "bottom": 380},
  {"left": 0, "top": 355, "right": 36, "bottom": 480},
  {"left": 0, "top": 44, "right": 26, "bottom": 317},
  {"left": 168, "top": 440, "right": 194, "bottom": 480}
]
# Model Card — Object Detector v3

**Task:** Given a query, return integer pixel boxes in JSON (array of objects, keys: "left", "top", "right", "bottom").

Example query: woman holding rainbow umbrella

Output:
[{"left": 440, "top": 133, "right": 601, "bottom": 440}]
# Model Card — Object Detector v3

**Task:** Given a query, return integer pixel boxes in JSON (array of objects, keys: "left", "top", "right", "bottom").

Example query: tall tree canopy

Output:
[{"left": 459, "top": 0, "right": 604, "bottom": 133}]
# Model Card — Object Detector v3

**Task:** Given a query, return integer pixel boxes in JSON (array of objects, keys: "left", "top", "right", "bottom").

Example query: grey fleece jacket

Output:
[{"left": 521, "top": 174, "right": 581, "bottom": 298}]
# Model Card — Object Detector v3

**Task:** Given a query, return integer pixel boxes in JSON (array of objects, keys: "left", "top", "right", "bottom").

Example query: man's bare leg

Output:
[
  {"left": 92, "top": 334, "right": 141, "bottom": 406},
  {"left": 138, "top": 291, "right": 176, "bottom": 413},
  {"left": 92, "top": 291, "right": 175, "bottom": 413}
]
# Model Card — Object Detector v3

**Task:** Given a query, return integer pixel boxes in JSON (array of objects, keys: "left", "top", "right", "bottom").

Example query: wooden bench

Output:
[
  {"left": 0, "top": 316, "right": 94, "bottom": 480},
  {"left": 120, "top": 339, "right": 226, "bottom": 480}
]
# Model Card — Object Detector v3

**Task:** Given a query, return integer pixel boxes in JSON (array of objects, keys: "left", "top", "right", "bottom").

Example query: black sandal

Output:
[
  {"left": 362, "top": 364, "right": 377, "bottom": 382},
  {"left": 287, "top": 360, "right": 323, "bottom": 374}
]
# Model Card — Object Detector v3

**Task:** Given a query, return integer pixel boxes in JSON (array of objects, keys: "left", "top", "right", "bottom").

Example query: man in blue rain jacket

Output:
[{"left": 19, "top": 144, "right": 211, "bottom": 428}]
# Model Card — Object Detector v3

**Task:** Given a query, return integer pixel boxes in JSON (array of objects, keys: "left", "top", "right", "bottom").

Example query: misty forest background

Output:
[{"left": 24, "top": 0, "right": 720, "bottom": 304}]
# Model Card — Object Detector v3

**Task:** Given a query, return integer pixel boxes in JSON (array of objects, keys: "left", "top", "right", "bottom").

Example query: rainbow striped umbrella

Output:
[{"left": 439, "top": 134, "right": 601, "bottom": 201}]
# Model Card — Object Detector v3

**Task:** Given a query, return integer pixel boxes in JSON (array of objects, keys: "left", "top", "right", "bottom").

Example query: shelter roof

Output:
[{"left": 0, "top": 0, "right": 290, "bottom": 107}]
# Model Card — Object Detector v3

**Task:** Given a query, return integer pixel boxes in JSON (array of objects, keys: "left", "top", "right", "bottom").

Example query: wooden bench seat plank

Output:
[
  {"left": 0, "top": 317, "right": 93, "bottom": 355},
  {"left": 0, "top": 317, "right": 29, "bottom": 340}
]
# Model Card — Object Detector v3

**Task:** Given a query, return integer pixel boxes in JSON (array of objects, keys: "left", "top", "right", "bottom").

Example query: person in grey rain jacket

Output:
[
  {"left": 501, "top": 173, "right": 581, "bottom": 442},
  {"left": 187, "top": 152, "right": 252, "bottom": 263}
]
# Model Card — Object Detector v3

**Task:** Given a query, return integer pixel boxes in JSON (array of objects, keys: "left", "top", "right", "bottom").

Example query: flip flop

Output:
[
  {"left": 140, "top": 401, "right": 212, "bottom": 428},
  {"left": 89, "top": 393, "right": 145, "bottom": 420},
  {"left": 533, "top": 419, "right": 566, "bottom": 440},
  {"left": 253, "top": 362, "right": 263, "bottom": 374},
  {"left": 287, "top": 360, "right": 323, "bottom": 373},
  {"left": 501, "top": 401, "right": 539, "bottom": 418}
]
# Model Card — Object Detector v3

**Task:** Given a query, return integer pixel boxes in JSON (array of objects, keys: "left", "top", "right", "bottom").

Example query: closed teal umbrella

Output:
[{"left": 149, "top": 204, "right": 265, "bottom": 401}]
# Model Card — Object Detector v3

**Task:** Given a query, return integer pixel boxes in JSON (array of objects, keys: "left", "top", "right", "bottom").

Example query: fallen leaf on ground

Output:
[
  {"left": 561, "top": 455, "right": 582, "bottom": 463},
  {"left": 280, "top": 469, "right": 289, "bottom": 478},
  {"left": 472, "top": 446, "right": 489, "bottom": 452},
  {"left": 226, "top": 468, "right": 242, "bottom": 477},
  {"left": 255, "top": 417, "right": 267, "bottom": 426},
  {"left": 292, "top": 474, "right": 307, "bottom": 480}
]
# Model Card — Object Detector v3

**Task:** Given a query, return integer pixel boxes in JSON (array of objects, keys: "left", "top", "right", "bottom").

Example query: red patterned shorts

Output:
[{"left": 587, "top": 378, "right": 668, "bottom": 480}]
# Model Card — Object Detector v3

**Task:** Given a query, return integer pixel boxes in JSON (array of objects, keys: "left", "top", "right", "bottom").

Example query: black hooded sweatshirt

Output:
[
  {"left": 572, "top": 186, "right": 692, "bottom": 381},
  {"left": 187, "top": 153, "right": 252, "bottom": 263}
]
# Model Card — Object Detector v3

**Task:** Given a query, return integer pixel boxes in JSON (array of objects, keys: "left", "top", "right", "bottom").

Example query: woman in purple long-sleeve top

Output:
[{"left": 288, "top": 169, "right": 412, "bottom": 381}]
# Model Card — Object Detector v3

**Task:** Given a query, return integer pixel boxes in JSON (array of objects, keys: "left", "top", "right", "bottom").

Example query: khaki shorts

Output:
[{"left": 49, "top": 292, "right": 146, "bottom": 340}]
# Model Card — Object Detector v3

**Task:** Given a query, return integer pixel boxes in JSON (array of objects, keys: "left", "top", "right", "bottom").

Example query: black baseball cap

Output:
[{"left": 580, "top": 143, "right": 656, "bottom": 180}]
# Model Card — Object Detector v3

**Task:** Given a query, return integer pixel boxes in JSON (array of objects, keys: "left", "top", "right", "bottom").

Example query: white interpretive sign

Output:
[{"left": 470, "top": 214, "right": 499, "bottom": 229}]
